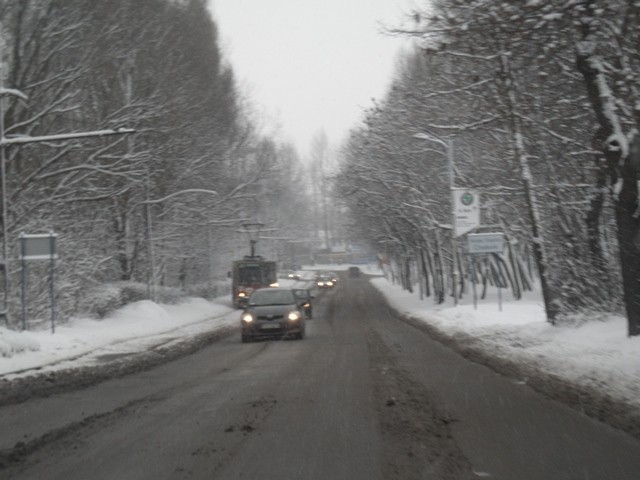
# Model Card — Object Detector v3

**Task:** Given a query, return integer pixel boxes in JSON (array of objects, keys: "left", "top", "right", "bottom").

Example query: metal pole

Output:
[
  {"left": 19, "top": 234, "right": 25, "bottom": 329},
  {"left": 207, "top": 217, "right": 213, "bottom": 290},
  {"left": 448, "top": 138, "right": 458, "bottom": 306},
  {"left": 49, "top": 234, "right": 56, "bottom": 334},
  {"left": 0, "top": 42, "right": 10, "bottom": 326},
  {"left": 21, "top": 253, "right": 27, "bottom": 330},
  {"left": 145, "top": 201, "right": 155, "bottom": 302},
  {"left": 471, "top": 254, "right": 477, "bottom": 310}
]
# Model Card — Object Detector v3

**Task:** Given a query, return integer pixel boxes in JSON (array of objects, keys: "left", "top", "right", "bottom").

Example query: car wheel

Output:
[{"left": 241, "top": 334, "right": 252, "bottom": 343}]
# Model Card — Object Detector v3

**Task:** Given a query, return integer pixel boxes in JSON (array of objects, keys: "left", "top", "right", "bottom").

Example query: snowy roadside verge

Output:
[
  {"left": 0, "top": 276, "right": 310, "bottom": 405},
  {"left": 370, "top": 277, "right": 640, "bottom": 441},
  {"left": 0, "top": 298, "right": 239, "bottom": 406}
]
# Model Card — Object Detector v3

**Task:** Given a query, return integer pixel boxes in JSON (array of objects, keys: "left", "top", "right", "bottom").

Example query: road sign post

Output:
[
  {"left": 467, "top": 233, "right": 505, "bottom": 254},
  {"left": 453, "top": 189, "right": 480, "bottom": 237},
  {"left": 19, "top": 232, "right": 58, "bottom": 333},
  {"left": 467, "top": 233, "right": 505, "bottom": 311}
]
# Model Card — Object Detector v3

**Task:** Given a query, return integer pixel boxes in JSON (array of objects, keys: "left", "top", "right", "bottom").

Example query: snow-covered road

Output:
[{"left": 2, "top": 265, "right": 639, "bottom": 439}]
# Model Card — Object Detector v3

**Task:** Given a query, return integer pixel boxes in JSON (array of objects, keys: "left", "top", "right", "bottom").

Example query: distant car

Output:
[
  {"left": 348, "top": 266, "right": 361, "bottom": 277},
  {"left": 279, "top": 270, "right": 301, "bottom": 281},
  {"left": 293, "top": 288, "right": 314, "bottom": 319},
  {"left": 327, "top": 271, "right": 339, "bottom": 284},
  {"left": 316, "top": 275, "right": 334, "bottom": 288},
  {"left": 240, "top": 288, "right": 306, "bottom": 342}
]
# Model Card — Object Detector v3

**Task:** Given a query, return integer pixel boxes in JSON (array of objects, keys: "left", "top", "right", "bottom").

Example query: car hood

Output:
[{"left": 247, "top": 304, "right": 298, "bottom": 316}]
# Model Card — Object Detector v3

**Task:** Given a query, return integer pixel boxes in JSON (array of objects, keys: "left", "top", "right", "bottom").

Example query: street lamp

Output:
[
  {"left": 412, "top": 132, "right": 459, "bottom": 306},
  {"left": 140, "top": 189, "right": 218, "bottom": 301}
]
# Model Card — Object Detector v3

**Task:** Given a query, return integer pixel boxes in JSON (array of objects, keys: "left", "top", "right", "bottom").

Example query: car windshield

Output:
[
  {"left": 248, "top": 290, "right": 296, "bottom": 306},
  {"left": 294, "top": 289, "right": 310, "bottom": 299},
  {"left": 238, "top": 265, "right": 262, "bottom": 284}
]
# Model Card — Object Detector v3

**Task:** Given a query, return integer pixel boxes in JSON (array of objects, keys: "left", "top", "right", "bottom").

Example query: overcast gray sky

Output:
[{"left": 208, "top": 0, "right": 418, "bottom": 157}]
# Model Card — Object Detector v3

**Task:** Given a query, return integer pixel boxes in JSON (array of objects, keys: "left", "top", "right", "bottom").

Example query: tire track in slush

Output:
[{"left": 366, "top": 328, "right": 475, "bottom": 480}]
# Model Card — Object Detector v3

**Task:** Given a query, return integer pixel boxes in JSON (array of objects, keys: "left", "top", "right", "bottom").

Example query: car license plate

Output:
[{"left": 261, "top": 323, "right": 280, "bottom": 329}]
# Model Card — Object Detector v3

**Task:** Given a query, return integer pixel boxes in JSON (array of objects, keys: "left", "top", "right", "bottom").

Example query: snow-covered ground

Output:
[
  {"left": 0, "top": 298, "right": 239, "bottom": 378},
  {"left": 369, "top": 275, "right": 640, "bottom": 410},
  {"left": 1, "top": 264, "right": 639, "bottom": 414}
]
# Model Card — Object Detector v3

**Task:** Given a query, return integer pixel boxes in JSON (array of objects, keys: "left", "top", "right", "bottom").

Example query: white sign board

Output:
[
  {"left": 453, "top": 189, "right": 480, "bottom": 237},
  {"left": 467, "top": 233, "right": 504, "bottom": 254}
]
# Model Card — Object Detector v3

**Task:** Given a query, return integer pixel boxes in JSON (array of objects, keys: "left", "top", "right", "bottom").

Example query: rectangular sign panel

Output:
[
  {"left": 452, "top": 189, "right": 480, "bottom": 237},
  {"left": 19, "top": 233, "right": 58, "bottom": 260},
  {"left": 467, "top": 232, "right": 504, "bottom": 254}
]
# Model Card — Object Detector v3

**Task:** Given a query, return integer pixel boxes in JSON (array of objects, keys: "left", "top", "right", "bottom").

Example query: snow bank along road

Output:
[{"left": 1, "top": 275, "right": 640, "bottom": 479}]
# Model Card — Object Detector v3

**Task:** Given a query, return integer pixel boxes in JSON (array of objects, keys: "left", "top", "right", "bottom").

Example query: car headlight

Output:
[
  {"left": 241, "top": 313, "right": 254, "bottom": 323},
  {"left": 269, "top": 282, "right": 280, "bottom": 287},
  {"left": 327, "top": 281, "right": 333, "bottom": 286},
  {"left": 317, "top": 282, "right": 324, "bottom": 286},
  {"left": 288, "top": 311, "right": 301, "bottom": 321}
]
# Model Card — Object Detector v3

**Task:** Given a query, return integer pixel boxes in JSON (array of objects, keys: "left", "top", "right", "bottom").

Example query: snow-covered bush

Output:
[
  {"left": 70, "top": 280, "right": 231, "bottom": 322},
  {"left": 0, "top": 328, "right": 40, "bottom": 358},
  {"left": 79, "top": 283, "right": 124, "bottom": 319},
  {"left": 118, "top": 283, "right": 150, "bottom": 305},
  {"left": 186, "top": 280, "right": 231, "bottom": 300},
  {"left": 78, "top": 282, "right": 149, "bottom": 319},
  {"left": 151, "top": 285, "right": 185, "bottom": 305}
]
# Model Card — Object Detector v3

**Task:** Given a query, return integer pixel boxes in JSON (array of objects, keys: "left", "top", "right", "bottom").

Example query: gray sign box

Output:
[
  {"left": 19, "top": 233, "right": 58, "bottom": 260},
  {"left": 467, "top": 233, "right": 504, "bottom": 254}
]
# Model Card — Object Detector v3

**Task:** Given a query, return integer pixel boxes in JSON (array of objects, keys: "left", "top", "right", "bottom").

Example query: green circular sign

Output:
[{"left": 461, "top": 192, "right": 474, "bottom": 206}]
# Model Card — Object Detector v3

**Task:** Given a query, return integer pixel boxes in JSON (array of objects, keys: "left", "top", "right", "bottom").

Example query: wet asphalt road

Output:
[{"left": 2, "top": 273, "right": 640, "bottom": 479}]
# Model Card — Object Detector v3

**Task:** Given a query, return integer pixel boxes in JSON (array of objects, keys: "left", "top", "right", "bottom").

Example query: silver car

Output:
[{"left": 240, "top": 288, "right": 306, "bottom": 342}]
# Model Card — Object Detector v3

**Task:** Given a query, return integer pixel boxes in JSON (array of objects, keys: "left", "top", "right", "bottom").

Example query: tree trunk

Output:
[
  {"left": 615, "top": 139, "right": 640, "bottom": 336},
  {"left": 420, "top": 248, "right": 431, "bottom": 298},
  {"left": 434, "top": 233, "right": 445, "bottom": 304},
  {"left": 456, "top": 248, "right": 465, "bottom": 296},
  {"left": 501, "top": 53, "right": 558, "bottom": 322},
  {"left": 113, "top": 198, "right": 131, "bottom": 281},
  {"left": 416, "top": 249, "right": 424, "bottom": 300},
  {"left": 576, "top": 4, "right": 640, "bottom": 335},
  {"left": 506, "top": 236, "right": 522, "bottom": 300},
  {"left": 585, "top": 129, "right": 609, "bottom": 271},
  {"left": 404, "top": 256, "right": 413, "bottom": 293},
  {"left": 481, "top": 258, "right": 489, "bottom": 300}
]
